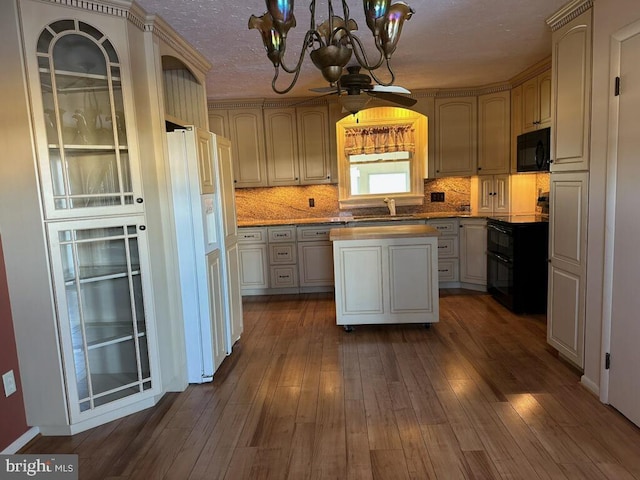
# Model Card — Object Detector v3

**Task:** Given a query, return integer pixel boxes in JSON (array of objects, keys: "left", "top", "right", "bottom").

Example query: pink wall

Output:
[{"left": 0, "top": 236, "right": 28, "bottom": 451}]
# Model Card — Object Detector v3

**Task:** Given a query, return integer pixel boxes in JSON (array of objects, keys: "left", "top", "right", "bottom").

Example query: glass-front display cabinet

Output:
[
  {"left": 33, "top": 18, "right": 143, "bottom": 219},
  {"left": 47, "top": 216, "right": 159, "bottom": 422}
]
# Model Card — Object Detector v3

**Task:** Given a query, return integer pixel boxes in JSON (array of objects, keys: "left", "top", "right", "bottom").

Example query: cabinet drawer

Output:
[
  {"left": 238, "top": 227, "right": 267, "bottom": 243},
  {"left": 269, "top": 243, "right": 297, "bottom": 264},
  {"left": 270, "top": 266, "right": 298, "bottom": 288},
  {"left": 268, "top": 226, "right": 296, "bottom": 242},
  {"left": 426, "top": 219, "right": 458, "bottom": 235},
  {"left": 297, "top": 225, "right": 335, "bottom": 241},
  {"left": 437, "top": 236, "right": 459, "bottom": 259},
  {"left": 437, "top": 259, "right": 460, "bottom": 283}
]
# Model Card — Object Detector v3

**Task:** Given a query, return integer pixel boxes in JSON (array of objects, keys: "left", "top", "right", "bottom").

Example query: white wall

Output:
[{"left": 583, "top": 0, "right": 640, "bottom": 393}]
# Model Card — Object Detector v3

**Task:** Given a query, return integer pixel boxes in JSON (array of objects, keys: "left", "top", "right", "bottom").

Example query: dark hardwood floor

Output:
[{"left": 22, "top": 292, "right": 640, "bottom": 479}]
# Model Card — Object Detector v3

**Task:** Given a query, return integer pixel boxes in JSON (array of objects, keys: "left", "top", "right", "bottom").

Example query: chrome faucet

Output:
[{"left": 383, "top": 197, "right": 396, "bottom": 216}]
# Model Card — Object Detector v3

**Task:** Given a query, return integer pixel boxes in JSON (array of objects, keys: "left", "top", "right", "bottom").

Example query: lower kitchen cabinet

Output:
[
  {"left": 47, "top": 216, "right": 160, "bottom": 428},
  {"left": 297, "top": 225, "right": 337, "bottom": 291},
  {"left": 459, "top": 218, "right": 487, "bottom": 288},
  {"left": 237, "top": 229, "right": 269, "bottom": 294},
  {"left": 331, "top": 229, "right": 440, "bottom": 327},
  {"left": 426, "top": 218, "right": 460, "bottom": 286}
]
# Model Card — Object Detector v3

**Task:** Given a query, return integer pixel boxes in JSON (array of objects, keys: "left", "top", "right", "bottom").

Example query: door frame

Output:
[{"left": 599, "top": 18, "right": 640, "bottom": 404}]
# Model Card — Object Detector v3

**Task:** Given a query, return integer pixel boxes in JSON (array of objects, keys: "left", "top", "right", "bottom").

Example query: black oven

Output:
[{"left": 486, "top": 216, "right": 549, "bottom": 314}]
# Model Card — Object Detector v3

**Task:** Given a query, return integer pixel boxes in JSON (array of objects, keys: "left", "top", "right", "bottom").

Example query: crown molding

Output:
[
  {"left": 38, "top": 0, "right": 147, "bottom": 29},
  {"left": 508, "top": 55, "right": 552, "bottom": 87},
  {"left": 546, "top": 0, "right": 593, "bottom": 31},
  {"left": 144, "top": 14, "right": 211, "bottom": 75}
]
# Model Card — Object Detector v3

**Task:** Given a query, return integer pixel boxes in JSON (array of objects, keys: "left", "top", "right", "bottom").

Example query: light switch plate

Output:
[{"left": 3, "top": 370, "right": 17, "bottom": 397}]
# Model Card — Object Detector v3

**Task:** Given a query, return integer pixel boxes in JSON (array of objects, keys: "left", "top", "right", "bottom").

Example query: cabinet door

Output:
[
  {"left": 264, "top": 108, "right": 299, "bottom": 185},
  {"left": 547, "top": 172, "right": 588, "bottom": 367},
  {"left": 208, "top": 110, "right": 228, "bottom": 138},
  {"left": 297, "top": 105, "right": 331, "bottom": 184},
  {"left": 510, "top": 85, "right": 523, "bottom": 171},
  {"left": 476, "top": 176, "right": 495, "bottom": 214},
  {"left": 225, "top": 242, "right": 244, "bottom": 350},
  {"left": 196, "top": 128, "right": 215, "bottom": 194},
  {"left": 228, "top": 109, "right": 267, "bottom": 187},
  {"left": 213, "top": 135, "right": 238, "bottom": 241},
  {"left": 435, "top": 97, "right": 477, "bottom": 177},
  {"left": 538, "top": 70, "right": 552, "bottom": 129},
  {"left": 238, "top": 243, "right": 269, "bottom": 290},
  {"left": 47, "top": 217, "right": 159, "bottom": 422},
  {"left": 298, "top": 241, "right": 334, "bottom": 287},
  {"left": 522, "top": 76, "right": 539, "bottom": 133},
  {"left": 23, "top": 13, "right": 143, "bottom": 219},
  {"left": 459, "top": 219, "right": 487, "bottom": 286},
  {"left": 206, "top": 250, "right": 227, "bottom": 373},
  {"left": 492, "top": 174, "right": 511, "bottom": 214},
  {"left": 478, "top": 91, "right": 511, "bottom": 175},
  {"left": 551, "top": 10, "right": 592, "bottom": 172}
]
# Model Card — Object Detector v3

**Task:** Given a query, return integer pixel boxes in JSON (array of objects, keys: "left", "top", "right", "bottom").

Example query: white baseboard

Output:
[
  {"left": 1, "top": 427, "right": 40, "bottom": 454},
  {"left": 580, "top": 375, "right": 600, "bottom": 396}
]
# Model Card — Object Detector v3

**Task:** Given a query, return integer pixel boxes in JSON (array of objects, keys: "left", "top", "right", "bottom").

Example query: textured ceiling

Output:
[{"left": 135, "top": 0, "right": 568, "bottom": 101}]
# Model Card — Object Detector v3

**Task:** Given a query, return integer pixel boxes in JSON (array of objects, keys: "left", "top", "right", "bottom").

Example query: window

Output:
[{"left": 336, "top": 107, "right": 428, "bottom": 209}]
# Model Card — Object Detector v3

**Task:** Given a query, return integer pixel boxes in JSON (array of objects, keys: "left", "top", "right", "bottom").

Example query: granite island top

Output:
[
  {"left": 237, "top": 211, "right": 477, "bottom": 228},
  {"left": 329, "top": 224, "right": 441, "bottom": 241}
]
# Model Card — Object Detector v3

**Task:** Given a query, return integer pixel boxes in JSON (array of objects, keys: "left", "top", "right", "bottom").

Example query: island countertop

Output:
[{"left": 329, "top": 224, "right": 440, "bottom": 241}]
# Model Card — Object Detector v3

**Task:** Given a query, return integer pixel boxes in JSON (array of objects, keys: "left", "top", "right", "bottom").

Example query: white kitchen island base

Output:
[{"left": 330, "top": 225, "right": 440, "bottom": 329}]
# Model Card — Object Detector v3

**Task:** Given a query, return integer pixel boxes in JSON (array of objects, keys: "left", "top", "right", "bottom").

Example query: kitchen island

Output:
[{"left": 330, "top": 224, "right": 440, "bottom": 330}]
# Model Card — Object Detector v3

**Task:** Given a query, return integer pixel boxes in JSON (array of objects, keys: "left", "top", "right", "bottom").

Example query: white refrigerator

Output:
[{"left": 166, "top": 127, "right": 242, "bottom": 383}]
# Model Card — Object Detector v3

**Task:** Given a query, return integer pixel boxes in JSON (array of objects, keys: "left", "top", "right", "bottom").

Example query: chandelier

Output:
[{"left": 249, "top": 0, "right": 415, "bottom": 94}]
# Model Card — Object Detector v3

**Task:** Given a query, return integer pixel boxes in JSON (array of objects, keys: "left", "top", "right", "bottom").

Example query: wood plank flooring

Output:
[{"left": 21, "top": 292, "right": 640, "bottom": 479}]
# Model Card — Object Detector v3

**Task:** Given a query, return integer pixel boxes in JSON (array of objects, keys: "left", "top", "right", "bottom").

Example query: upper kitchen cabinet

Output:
[
  {"left": 21, "top": 3, "right": 144, "bottom": 220},
  {"left": 434, "top": 96, "right": 477, "bottom": 177},
  {"left": 477, "top": 90, "right": 511, "bottom": 175},
  {"left": 264, "top": 104, "right": 332, "bottom": 186},
  {"left": 228, "top": 108, "right": 268, "bottom": 188},
  {"left": 548, "top": 4, "right": 592, "bottom": 172},
  {"left": 521, "top": 70, "right": 552, "bottom": 133}
]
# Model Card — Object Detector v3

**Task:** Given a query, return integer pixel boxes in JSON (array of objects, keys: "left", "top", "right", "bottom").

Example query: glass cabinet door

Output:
[
  {"left": 35, "top": 19, "right": 140, "bottom": 217},
  {"left": 47, "top": 217, "right": 158, "bottom": 421}
]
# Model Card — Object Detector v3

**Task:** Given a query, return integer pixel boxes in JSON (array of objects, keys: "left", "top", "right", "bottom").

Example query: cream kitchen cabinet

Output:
[
  {"left": 459, "top": 218, "right": 487, "bottom": 288},
  {"left": 237, "top": 227, "right": 269, "bottom": 293},
  {"left": 547, "top": 172, "right": 588, "bottom": 368},
  {"left": 471, "top": 175, "right": 510, "bottom": 215},
  {"left": 549, "top": 7, "right": 592, "bottom": 172},
  {"left": 267, "top": 226, "right": 299, "bottom": 291},
  {"left": 521, "top": 70, "right": 552, "bottom": 133},
  {"left": 297, "top": 225, "right": 337, "bottom": 291},
  {"left": 3, "top": 0, "right": 171, "bottom": 435},
  {"left": 331, "top": 226, "right": 440, "bottom": 328},
  {"left": 477, "top": 91, "right": 511, "bottom": 175},
  {"left": 510, "top": 84, "right": 524, "bottom": 170},
  {"left": 434, "top": 96, "right": 478, "bottom": 177},
  {"left": 228, "top": 108, "right": 268, "bottom": 187},
  {"left": 264, "top": 105, "right": 332, "bottom": 186},
  {"left": 426, "top": 219, "right": 460, "bottom": 286}
]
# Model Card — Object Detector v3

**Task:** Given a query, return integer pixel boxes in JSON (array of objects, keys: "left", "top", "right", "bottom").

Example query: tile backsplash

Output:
[{"left": 235, "top": 177, "right": 472, "bottom": 222}]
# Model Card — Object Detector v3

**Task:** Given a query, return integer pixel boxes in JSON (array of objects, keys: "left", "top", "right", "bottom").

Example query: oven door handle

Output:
[
  {"left": 487, "top": 223, "right": 511, "bottom": 235},
  {"left": 487, "top": 250, "right": 512, "bottom": 264}
]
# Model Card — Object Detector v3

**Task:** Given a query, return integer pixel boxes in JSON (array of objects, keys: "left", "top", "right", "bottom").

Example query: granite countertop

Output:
[
  {"left": 329, "top": 224, "right": 441, "bottom": 241},
  {"left": 237, "top": 211, "right": 477, "bottom": 228}
]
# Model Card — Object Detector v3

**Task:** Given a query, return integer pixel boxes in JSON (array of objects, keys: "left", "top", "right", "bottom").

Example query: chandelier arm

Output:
[
  {"left": 270, "top": 63, "right": 303, "bottom": 94},
  {"left": 368, "top": 60, "right": 396, "bottom": 86},
  {"left": 279, "top": 30, "right": 321, "bottom": 74},
  {"left": 346, "top": 31, "right": 386, "bottom": 72}
]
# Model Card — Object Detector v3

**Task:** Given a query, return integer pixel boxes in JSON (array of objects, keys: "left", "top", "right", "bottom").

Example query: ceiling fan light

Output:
[{"left": 339, "top": 94, "right": 371, "bottom": 115}]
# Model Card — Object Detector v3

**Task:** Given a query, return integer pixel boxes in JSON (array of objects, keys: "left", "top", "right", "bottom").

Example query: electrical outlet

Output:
[
  {"left": 308, "top": 198, "right": 315, "bottom": 207},
  {"left": 3, "top": 370, "right": 17, "bottom": 397},
  {"left": 430, "top": 192, "right": 445, "bottom": 202}
]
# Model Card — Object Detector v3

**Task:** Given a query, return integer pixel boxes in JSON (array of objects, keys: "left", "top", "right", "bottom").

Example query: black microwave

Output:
[{"left": 516, "top": 127, "right": 551, "bottom": 172}]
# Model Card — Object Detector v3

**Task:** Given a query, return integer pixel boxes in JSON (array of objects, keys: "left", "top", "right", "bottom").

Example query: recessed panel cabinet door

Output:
[
  {"left": 297, "top": 106, "right": 331, "bottom": 184},
  {"left": 265, "top": 108, "right": 299, "bottom": 185},
  {"left": 435, "top": 97, "right": 477, "bottom": 177},
  {"left": 228, "top": 109, "right": 267, "bottom": 187},
  {"left": 547, "top": 171, "right": 588, "bottom": 368}
]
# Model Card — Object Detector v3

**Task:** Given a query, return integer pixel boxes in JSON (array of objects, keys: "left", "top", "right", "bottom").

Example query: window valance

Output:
[{"left": 344, "top": 124, "right": 415, "bottom": 155}]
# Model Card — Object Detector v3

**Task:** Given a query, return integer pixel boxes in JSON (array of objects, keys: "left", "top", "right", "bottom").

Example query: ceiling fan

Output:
[{"left": 311, "top": 65, "right": 417, "bottom": 114}]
